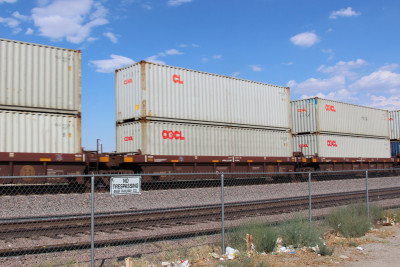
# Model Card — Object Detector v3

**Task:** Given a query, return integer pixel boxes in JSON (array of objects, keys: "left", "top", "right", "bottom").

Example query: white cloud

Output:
[
  {"left": 301, "top": 89, "right": 357, "bottom": 102},
  {"left": 349, "top": 70, "right": 400, "bottom": 92},
  {"left": 191, "top": 43, "right": 200, "bottom": 47},
  {"left": 293, "top": 75, "right": 346, "bottom": 94},
  {"left": 290, "top": 31, "right": 319, "bottom": 47},
  {"left": 330, "top": 7, "right": 360, "bottom": 19},
  {"left": 379, "top": 64, "right": 398, "bottom": 72},
  {"left": 12, "top": 11, "right": 28, "bottom": 21},
  {"left": 168, "top": 0, "right": 192, "bottom": 6},
  {"left": 249, "top": 65, "right": 263, "bottom": 72},
  {"left": 145, "top": 55, "right": 166, "bottom": 65},
  {"left": 31, "top": 0, "right": 108, "bottom": 43},
  {"left": 142, "top": 3, "right": 152, "bottom": 10},
  {"left": 91, "top": 54, "right": 134, "bottom": 73},
  {"left": 201, "top": 57, "right": 208, "bottom": 63},
  {"left": 25, "top": 27, "right": 34, "bottom": 35},
  {"left": 0, "top": 16, "right": 20, "bottom": 28},
  {"left": 0, "top": 0, "right": 17, "bottom": 3},
  {"left": 179, "top": 44, "right": 188, "bottom": 48},
  {"left": 287, "top": 80, "right": 297, "bottom": 88},
  {"left": 165, "top": 48, "right": 183, "bottom": 55},
  {"left": 212, "top": 55, "right": 222, "bottom": 59},
  {"left": 103, "top": 32, "right": 118, "bottom": 43},
  {"left": 321, "top": 49, "right": 334, "bottom": 61},
  {"left": 231, "top": 72, "right": 240, "bottom": 77},
  {"left": 370, "top": 95, "right": 400, "bottom": 110},
  {"left": 283, "top": 62, "right": 294, "bottom": 66},
  {"left": 317, "top": 59, "right": 367, "bottom": 79}
]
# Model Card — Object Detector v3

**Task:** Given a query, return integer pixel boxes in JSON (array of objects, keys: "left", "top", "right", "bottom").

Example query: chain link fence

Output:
[{"left": 0, "top": 169, "right": 400, "bottom": 266}]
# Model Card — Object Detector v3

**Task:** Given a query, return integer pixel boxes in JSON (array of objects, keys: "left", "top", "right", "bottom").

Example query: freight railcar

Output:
[{"left": 0, "top": 39, "right": 399, "bottom": 186}]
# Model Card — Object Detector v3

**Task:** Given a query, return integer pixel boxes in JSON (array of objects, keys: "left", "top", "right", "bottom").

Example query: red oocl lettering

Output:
[
  {"left": 299, "top": 144, "right": 308, "bottom": 148},
  {"left": 124, "top": 78, "right": 133, "bottom": 85},
  {"left": 297, "top": 108, "right": 307, "bottom": 112},
  {"left": 389, "top": 118, "right": 394, "bottom": 121},
  {"left": 124, "top": 136, "right": 133, "bottom": 141},
  {"left": 162, "top": 130, "right": 185, "bottom": 140},
  {"left": 325, "top": 104, "right": 336, "bottom": 112},
  {"left": 172, "top": 74, "right": 183, "bottom": 84}
]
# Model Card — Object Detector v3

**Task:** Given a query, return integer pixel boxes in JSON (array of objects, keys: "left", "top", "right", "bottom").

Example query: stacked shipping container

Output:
[
  {"left": 291, "top": 98, "right": 390, "bottom": 158},
  {"left": 115, "top": 61, "right": 292, "bottom": 156},
  {"left": 0, "top": 38, "right": 82, "bottom": 153},
  {"left": 389, "top": 111, "right": 400, "bottom": 157}
]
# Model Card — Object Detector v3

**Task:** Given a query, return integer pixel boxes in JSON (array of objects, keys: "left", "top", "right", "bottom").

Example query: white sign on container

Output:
[{"left": 110, "top": 176, "right": 141, "bottom": 196}]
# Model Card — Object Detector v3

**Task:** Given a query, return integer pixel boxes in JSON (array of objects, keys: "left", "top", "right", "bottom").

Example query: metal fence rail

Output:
[{"left": 0, "top": 169, "right": 399, "bottom": 266}]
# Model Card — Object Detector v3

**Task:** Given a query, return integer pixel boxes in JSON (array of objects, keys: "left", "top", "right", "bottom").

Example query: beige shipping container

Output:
[
  {"left": 116, "top": 61, "right": 291, "bottom": 129},
  {"left": 291, "top": 98, "right": 389, "bottom": 137},
  {"left": 117, "top": 121, "right": 292, "bottom": 157},
  {"left": 0, "top": 38, "right": 81, "bottom": 113},
  {"left": 389, "top": 110, "right": 400, "bottom": 140},
  {"left": 293, "top": 134, "right": 390, "bottom": 158},
  {"left": 0, "top": 110, "right": 81, "bottom": 153}
]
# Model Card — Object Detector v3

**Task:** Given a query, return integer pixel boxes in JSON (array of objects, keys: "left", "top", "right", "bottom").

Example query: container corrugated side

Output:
[
  {"left": 293, "top": 134, "right": 390, "bottom": 158},
  {"left": 116, "top": 121, "right": 292, "bottom": 156},
  {"left": 116, "top": 61, "right": 291, "bottom": 129},
  {"left": 0, "top": 38, "right": 81, "bottom": 112},
  {"left": 391, "top": 142, "right": 400, "bottom": 157},
  {"left": 389, "top": 110, "right": 400, "bottom": 140},
  {"left": 291, "top": 98, "right": 389, "bottom": 137},
  {"left": 0, "top": 110, "right": 81, "bottom": 153}
]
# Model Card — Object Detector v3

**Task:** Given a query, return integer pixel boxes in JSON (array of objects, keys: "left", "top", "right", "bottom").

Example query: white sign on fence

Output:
[{"left": 110, "top": 176, "right": 141, "bottom": 196}]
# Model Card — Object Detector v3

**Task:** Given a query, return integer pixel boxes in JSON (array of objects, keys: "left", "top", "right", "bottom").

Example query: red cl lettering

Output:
[
  {"left": 162, "top": 130, "right": 185, "bottom": 140},
  {"left": 389, "top": 118, "right": 394, "bottom": 121},
  {"left": 327, "top": 140, "right": 338, "bottom": 147},
  {"left": 172, "top": 74, "right": 183, "bottom": 84},
  {"left": 124, "top": 136, "right": 133, "bottom": 141},
  {"left": 325, "top": 105, "right": 336, "bottom": 112},
  {"left": 299, "top": 144, "right": 308, "bottom": 148},
  {"left": 124, "top": 78, "right": 133, "bottom": 85},
  {"left": 297, "top": 108, "right": 307, "bottom": 112}
]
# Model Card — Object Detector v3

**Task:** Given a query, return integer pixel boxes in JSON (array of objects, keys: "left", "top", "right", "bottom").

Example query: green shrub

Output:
[
  {"left": 226, "top": 222, "right": 277, "bottom": 253},
  {"left": 318, "top": 244, "right": 334, "bottom": 256},
  {"left": 326, "top": 203, "right": 381, "bottom": 238},
  {"left": 279, "top": 217, "right": 321, "bottom": 248}
]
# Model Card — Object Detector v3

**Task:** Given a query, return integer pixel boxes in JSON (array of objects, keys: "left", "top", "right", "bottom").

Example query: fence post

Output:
[
  {"left": 366, "top": 170, "right": 370, "bottom": 219},
  {"left": 308, "top": 171, "right": 312, "bottom": 225},
  {"left": 221, "top": 172, "right": 225, "bottom": 255},
  {"left": 91, "top": 175, "right": 95, "bottom": 267}
]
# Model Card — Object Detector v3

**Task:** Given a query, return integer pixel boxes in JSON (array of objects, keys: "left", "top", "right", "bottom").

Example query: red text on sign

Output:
[
  {"left": 162, "top": 130, "right": 185, "bottom": 140},
  {"left": 299, "top": 144, "right": 308, "bottom": 148},
  {"left": 172, "top": 74, "right": 183, "bottom": 84},
  {"left": 297, "top": 108, "right": 307, "bottom": 112}
]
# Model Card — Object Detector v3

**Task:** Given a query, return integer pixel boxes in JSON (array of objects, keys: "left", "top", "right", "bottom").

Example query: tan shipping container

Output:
[
  {"left": 0, "top": 110, "right": 81, "bottom": 153},
  {"left": 0, "top": 38, "right": 81, "bottom": 113},
  {"left": 117, "top": 121, "right": 292, "bottom": 157},
  {"left": 116, "top": 61, "right": 291, "bottom": 130},
  {"left": 293, "top": 133, "right": 390, "bottom": 158},
  {"left": 389, "top": 110, "right": 400, "bottom": 140},
  {"left": 291, "top": 98, "right": 389, "bottom": 137}
]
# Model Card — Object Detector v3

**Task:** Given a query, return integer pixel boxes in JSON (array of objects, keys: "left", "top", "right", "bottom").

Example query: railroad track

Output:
[{"left": 1, "top": 187, "right": 399, "bottom": 257}]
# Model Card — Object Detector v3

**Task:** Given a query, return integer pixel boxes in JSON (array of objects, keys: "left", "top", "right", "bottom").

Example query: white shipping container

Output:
[
  {"left": 293, "top": 134, "right": 390, "bottom": 158},
  {"left": 291, "top": 98, "right": 389, "bottom": 137},
  {"left": 389, "top": 110, "right": 400, "bottom": 140},
  {"left": 117, "top": 121, "right": 292, "bottom": 157},
  {"left": 116, "top": 61, "right": 290, "bottom": 129},
  {"left": 0, "top": 38, "right": 81, "bottom": 112},
  {"left": 0, "top": 110, "right": 81, "bottom": 153}
]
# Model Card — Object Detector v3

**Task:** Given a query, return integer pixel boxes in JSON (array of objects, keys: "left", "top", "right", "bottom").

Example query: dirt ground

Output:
[
  {"left": 187, "top": 223, "right": 400, "bottom": 267},
  {"left": 255, "top": 224, "right": 400, "bottom": 267}
]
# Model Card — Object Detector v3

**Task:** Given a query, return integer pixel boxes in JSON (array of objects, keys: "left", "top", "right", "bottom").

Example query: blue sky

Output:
[{"left": 1, "top": 0, "right": 400, "bottom": 152}]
